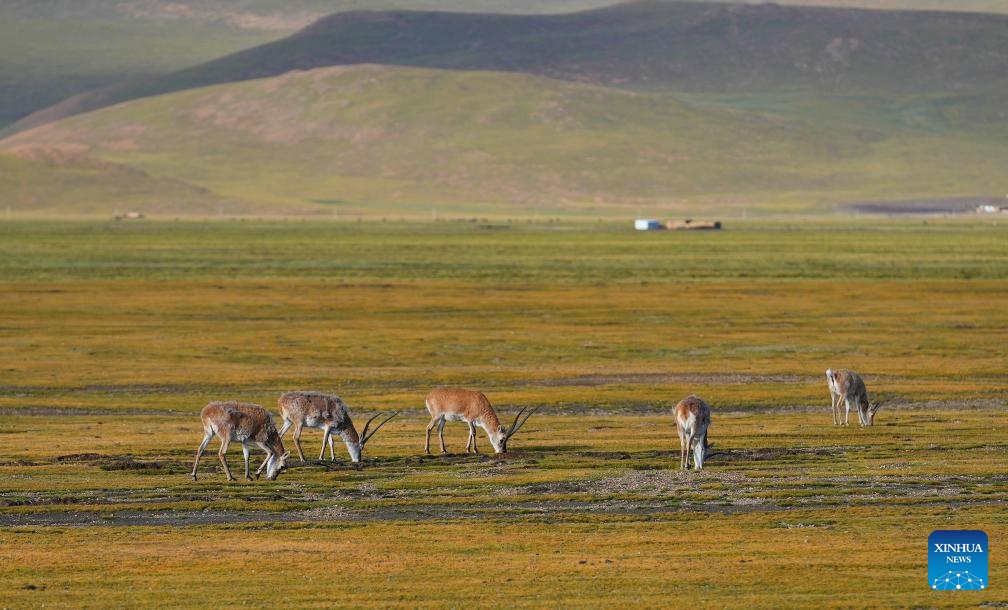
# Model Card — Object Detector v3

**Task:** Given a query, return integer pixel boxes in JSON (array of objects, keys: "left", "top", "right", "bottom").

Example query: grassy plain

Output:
[
  {"left": 5, "top": 65, "right": 1008, "bottom": 216},
  {"left": 0, "top": 219, "right": 1006, "bottom": 607}
]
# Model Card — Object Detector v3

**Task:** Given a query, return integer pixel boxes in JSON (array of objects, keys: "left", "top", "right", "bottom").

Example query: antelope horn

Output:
[
  {"left": 505, "top": 405, "right": 540, "bottom": 439},
  {"left": 360, "top": 411, "right": 399, "bottom": 446}
]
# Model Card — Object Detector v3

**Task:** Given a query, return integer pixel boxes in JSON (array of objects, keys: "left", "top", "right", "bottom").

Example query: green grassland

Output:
[
  {"left": 2, "top": 411, "right": 1006, "bottom": 608},
  {"left": 0, "top": 219, "right": 1006, "bottom": 606},
  {"left": 4, "top": 65, "right": 1007, "bottom": 216}
]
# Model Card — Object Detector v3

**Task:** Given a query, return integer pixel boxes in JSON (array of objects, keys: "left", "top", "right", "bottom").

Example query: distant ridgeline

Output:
[
  {"left": 2, "top": 1, "right": 1006, "bottom": 216},
  {"left": 7, "top": 1, "right": 1008, "bottom": 134}
]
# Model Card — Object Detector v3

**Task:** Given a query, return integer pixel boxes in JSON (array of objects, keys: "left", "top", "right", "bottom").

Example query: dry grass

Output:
[
  {"left": 3, "top": 512, "right": 1004, "bottom": 608},
  {"left": 0, "top": 275, "right": 1004, "bottom": 409},
  {"left": 1, "top": 409, "right": 1006, "bottom": 608},
  {"left": 0, "top": 219, "right": 1005, "bottom": 607}
]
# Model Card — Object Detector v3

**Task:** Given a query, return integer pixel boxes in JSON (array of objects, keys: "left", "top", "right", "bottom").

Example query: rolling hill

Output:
[
  {"left": 0, "top": 0, "right": 623, "bottom": 131},
  {"left": 8, "top": 1, "right": 1008, "bottom": 136},
  {"left": 3, "top": 64, "right": 1006, "bottom": 216},
  {"left": 4, "top": 0, "right": 1007, "bottom": 132},
  {"left": 3, "top": 1, "right": 1007, "bottom": 216}
]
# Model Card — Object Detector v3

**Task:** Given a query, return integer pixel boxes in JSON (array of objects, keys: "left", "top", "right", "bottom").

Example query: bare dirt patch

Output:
[
  {"left": 6, "top": 466, "right": 1003, "bottom": 528},
  {"left": 531, "top": 372, "right": 810, "bottom": 387},
  {"left": 50, "top": 453, "right": 181, "bottom": 473},
  {"left": 848, "top": 197, "right": 998, "bottom": 215}
]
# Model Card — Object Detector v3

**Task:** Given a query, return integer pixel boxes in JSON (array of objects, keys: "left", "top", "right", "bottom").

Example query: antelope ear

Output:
[{"left": 282, "top": 451, "right": 291, "bottom": 459}]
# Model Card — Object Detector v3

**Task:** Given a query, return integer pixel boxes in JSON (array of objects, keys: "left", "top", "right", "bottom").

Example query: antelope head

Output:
[
  {"left": 489, "top": 405, "right": 540, "bottom": 454},
  {"left": 264, "top": 451, "right": 290, "bottom": 480},
  {"left": 866, "top": 400, "right": 884, "bottom": 426},
  {"left": 348, "top": 411, "right": 399, "bottom": 463},
  {"left": 694, "top": 437, "right": 715, "bottom": 470}
]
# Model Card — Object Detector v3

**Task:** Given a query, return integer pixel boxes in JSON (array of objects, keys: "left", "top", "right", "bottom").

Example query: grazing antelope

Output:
[
  {"left": 825, "top": 368, "right": 881, "bottom": 426},
  {"left": 674, "top": 395, "right": 712, "bottom": 470},
  {"left": 276, "top": 390, "right": 398, "bottom": 463},
  {"left": 191, "top": 401, "right": 289, "bottom": 482},
  {"left": 424, "top": 388, "right": 538, "bottom": 455}
]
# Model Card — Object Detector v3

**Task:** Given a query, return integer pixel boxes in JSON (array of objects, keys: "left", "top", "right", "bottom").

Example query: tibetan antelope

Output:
[
  {"left": 825, "top": 368, "right": 881, "bottom": 426},
  {"left": 424, "top": 388, "right": 538, "bottom": 455},
  {"left": 674, "top": 395, "right": 712, "bottom": 470},
  {"left": 277, "top": 391, "right": 398, "bottom": 463},
  {"left": 191, "top": 401, "right": 289, "bottom": 481}
]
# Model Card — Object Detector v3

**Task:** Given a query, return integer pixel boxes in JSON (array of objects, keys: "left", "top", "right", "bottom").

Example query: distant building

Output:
[
  {"left": 634, "top": 219, "right": 664, "bottom": 231},
  {"left": 667, "top": 219, "right": 722, "bottom": 230}
]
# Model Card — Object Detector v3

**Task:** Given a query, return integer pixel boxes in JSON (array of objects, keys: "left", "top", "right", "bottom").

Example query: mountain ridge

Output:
[{"left": 6, "top": 1, "right": 1007, "bottom": 136}]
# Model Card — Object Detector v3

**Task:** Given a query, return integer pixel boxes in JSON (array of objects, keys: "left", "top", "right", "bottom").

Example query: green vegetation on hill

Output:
[
  {"left": 5, "top": 0, "right": 1007, "bottom": 132},
  {"left": 0, "top": 0, "right": 621, "bottom": 131},
  {"left": 3, "top": 1, "right": 1007, "bottom": 215},
  {"left": 0, "top": 154, "right": 236, "bottom": 217},
  {"left": 3, "top": 65, "right": 1006, "bottom": 215},
  {"left": 0, "top": 15, "right": 280, "bottom": 130},
  {"left": 11, "top": 0, "right": 1007, "bottom": 135},
  {"left": 727, "top": 0, "right": 1008, "bottom": 13},
  {"left": 186, "top": 1, "right": 1008, "bottom": 95}
]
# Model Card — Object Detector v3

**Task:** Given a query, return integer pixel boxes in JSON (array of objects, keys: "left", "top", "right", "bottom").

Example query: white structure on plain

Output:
[
  {"left": 931, "top": 571, "right": 985, "bottom": 590},
  {"left": 634, "top": 219, "right": 664, "bottom": 231}
]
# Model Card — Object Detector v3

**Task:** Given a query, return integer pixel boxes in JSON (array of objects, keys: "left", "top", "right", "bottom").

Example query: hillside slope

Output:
[
  {"left": 3, "top": 65, "right": 1006, "bottom": 216},
  {"left": 234, "top": 1, "right": 1008, "bottom": 94},
  {"left": 9, "top": 1, "right": 1007, "bottom": 135},
  {"left": 0, "top": 4, "right": 283, "bottom": 130},
  {"left": 0, "top": 0, "right": 622, "bottom": 131}
]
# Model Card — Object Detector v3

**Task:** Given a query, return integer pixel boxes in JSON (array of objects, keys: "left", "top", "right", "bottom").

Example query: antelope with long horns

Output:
[
  {"left": 825, "top": 368, "right": 881, "bottom": 426},
  {"left": 674, "top": 394, "right": 712, "bottom": 470},
  {"left": 276, "top": 391, "right": 398, "bottom": 463},
  {"left": 191, "top": 401, "right": 289, "bottom": 481},
  {"left": 424, "top": 388, "right": 538, "bottom": 454}
]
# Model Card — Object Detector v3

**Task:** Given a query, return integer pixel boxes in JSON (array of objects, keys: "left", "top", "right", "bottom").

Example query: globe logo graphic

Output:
[
  {"left": 932, "top": 571, "right": 985, "bottom": 590},
  {"left": 929, "top": 530, "right": 988, "bottom": 592}
]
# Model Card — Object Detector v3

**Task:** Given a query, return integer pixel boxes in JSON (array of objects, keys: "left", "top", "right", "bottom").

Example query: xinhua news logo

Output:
[{"left": 929, "top": 530, "right": 988, "bottom": 591}]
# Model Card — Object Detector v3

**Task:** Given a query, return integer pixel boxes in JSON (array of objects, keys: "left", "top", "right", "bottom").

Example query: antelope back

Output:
[
  {"left": 280, "top": 391, "right": 351, "bottom": 426},
  {"left": 425, "top": 388, "right": 501, "bottom": 428},
  {"left": 202, "top": 401, "right": 278, "bottom": 443},
  {"left": 674, "top": 395, "right": 711, "bottom": 431},
  {"left": 835, "top": 370, "right": 868, "bottom": 401}
]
